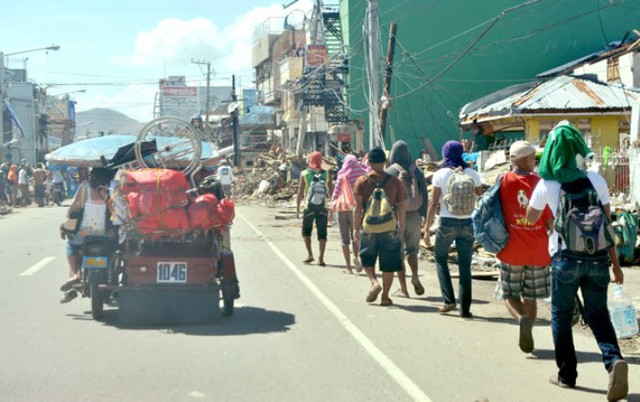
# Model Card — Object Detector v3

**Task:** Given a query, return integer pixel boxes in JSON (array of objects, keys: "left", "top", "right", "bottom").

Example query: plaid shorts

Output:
[{"left": 500, "top": 263, "right": 550, "bottom": 300}]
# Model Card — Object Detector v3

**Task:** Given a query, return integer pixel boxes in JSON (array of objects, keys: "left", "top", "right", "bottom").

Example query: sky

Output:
[{"left": 0, "top": 0, "right": 314, "bottom": 123}]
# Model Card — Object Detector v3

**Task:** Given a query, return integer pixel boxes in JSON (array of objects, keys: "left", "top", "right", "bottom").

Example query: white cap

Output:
[{"left": 509, "top": 141, "right": 536, "bottom": 160}]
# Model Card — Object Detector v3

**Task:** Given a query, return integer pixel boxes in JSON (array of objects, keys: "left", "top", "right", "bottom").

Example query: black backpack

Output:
[{"left": 554, "top": 177, "right": 615, "bottom": 257}]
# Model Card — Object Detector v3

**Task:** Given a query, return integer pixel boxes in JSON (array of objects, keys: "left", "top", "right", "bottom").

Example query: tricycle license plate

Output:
[
  {"left": 82, "top": 256, "right": 108, "bottom": 269},
  {"left": 156, "top": 262, "right": 187, "bottom": 283}
]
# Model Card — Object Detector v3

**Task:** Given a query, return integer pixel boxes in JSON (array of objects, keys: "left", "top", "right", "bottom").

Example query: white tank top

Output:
[{"left": 78, "top": 185, "right": 107, "bottom": 237}]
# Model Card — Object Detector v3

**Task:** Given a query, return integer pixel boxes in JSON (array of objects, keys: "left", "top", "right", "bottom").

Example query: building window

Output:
[{"left": 607, "top": 57, "right": 620, "bottom": 82}]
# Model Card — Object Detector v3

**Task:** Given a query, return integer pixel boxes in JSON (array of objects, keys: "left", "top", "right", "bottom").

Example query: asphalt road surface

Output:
[{"left": 0, "top": 203, "right": 638, "bottom": 402}]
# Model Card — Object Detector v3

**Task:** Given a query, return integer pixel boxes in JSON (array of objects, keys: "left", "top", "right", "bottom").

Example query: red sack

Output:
[
  {"left": 121, "top": 169, "right": 190, "bottom": 194},
  {"left": 122, "top": 169, "right": 191, "bottom": 236},
  {"left": 209, "top": 199, "right": 235, "bottom": 228},
  {"left": 187, "top": 194, "right": 220, "bottom": 229}
]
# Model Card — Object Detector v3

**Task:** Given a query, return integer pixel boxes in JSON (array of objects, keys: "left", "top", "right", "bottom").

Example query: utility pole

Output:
[
  {"left": 366, "top": 0, "right": 382, "bottom": 148},
  {"left": 378, "top": 23, "right": 397, "bottom": 144},
  {"left": 0, "top": 52, "right": 4, "bottom": 162},
  {"left": 191, "top": 59, "right": 211, "bottom": 126},
  {"left": 231, "top": 74, "right": 240, "bottom": 167}
]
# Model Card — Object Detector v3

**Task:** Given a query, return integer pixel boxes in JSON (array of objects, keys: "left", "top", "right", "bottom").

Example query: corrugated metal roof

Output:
[{"left": 459, "top": 75, "right": 640, "bottom": 123}]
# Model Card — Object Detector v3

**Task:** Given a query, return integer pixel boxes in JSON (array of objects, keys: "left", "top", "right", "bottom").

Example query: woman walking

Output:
[{"left": 331, "top": 154, "right": 367, "bottom": 274}]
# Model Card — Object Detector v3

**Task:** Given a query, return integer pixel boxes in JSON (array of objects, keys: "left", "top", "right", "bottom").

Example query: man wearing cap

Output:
[
  {"left": 353, "top": 147, "right": 406, "bottom": 306},
  {"left": 497, "top": 140, "right": 553, "bottom": 353},
  {"left": 297, "top": 151, "right": 333, "bottom": 266}
]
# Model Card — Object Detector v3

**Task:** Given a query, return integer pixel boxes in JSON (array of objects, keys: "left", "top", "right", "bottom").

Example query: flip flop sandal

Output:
[
  {"left": 303, "top": 257, "right": 315, "bottom": 264},
  {"left": 318, "top": 261, "right": 326, "bottom": 267},
  {"left": 366, "top": 283, "right": 382, "bottom": 302},
  {"left": 60, "top": 277, "right": 81, "bottom": 292},
  {"left": 380, "top": 298, "right": 393, "bottom": 306}
]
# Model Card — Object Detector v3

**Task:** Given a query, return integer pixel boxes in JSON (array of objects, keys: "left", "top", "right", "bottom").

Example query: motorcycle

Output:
[
  {"left": 52, "top": 182, "right": 65, "bottom": 206},
  {"left": 78, "top": 235, "right": 121, "bottom": 319}
]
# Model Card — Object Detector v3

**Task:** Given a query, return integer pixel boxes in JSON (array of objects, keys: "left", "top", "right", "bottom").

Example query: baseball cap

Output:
[
  {"left": 509, "top": 141, "right": 536, "bottom": 160},
  {"left": 368, "top": 147, "right": 387, "bottom": 164}
]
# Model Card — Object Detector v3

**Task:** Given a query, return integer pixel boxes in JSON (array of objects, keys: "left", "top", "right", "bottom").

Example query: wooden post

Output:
[{"left": 379, "top": 23, "right": 397, "bottom": 145}]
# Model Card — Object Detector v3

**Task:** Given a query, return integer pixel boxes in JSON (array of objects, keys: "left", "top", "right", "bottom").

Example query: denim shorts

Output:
[
  {"left": 359, "top": 230, "right": 402, "bottom": 272},
  {"left": 65, "top": 234, "right": 85, "bottom": 257}
]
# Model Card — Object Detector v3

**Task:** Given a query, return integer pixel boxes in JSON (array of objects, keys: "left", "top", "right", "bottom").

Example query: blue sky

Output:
[{"left": 0, "top": 0, "right": 313, "bottom": 122}]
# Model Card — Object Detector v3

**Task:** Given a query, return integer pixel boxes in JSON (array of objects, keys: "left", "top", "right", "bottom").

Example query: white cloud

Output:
[{"left": 101, "top": 1, "right": 314, "bottom": 122}]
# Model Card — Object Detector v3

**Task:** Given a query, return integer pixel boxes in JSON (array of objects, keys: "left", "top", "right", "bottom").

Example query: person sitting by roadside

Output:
[
  {"left": 330, "top": 154, "right": 367, "bottom": 274},
  {"left": 59, "top": 167, "right": 116, "bottom": 303}
]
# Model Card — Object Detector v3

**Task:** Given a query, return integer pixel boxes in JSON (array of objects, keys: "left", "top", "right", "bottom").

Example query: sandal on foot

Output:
[
  {"left": 519, "top": 316, "right": 534, "bottom": 353},
  {"left": 549, "top": 375, "right": 574, "bottom": 389},
  {"left": 303, "top": 257, "right": 315, "bottom": 264},
  {"left": 393, "top": 288, "right": 410, "bottom": 298},
  {"left": 354, "top": 259, "right": 363, "bottom": 273},
  {"left": 380, "top": 298, "right": 393, "bottom": 306},
  {"left": 343, "top": 267, "right": 354, "bottom": 274},
  {"left": 318, "top": 261, "right": 326, "bottom": 267},
  {"left": 366, "top": 283, "right": 382, "bottom": 303},
  {"left": 60, "top": 277, "right": 81, "bottom": 292},
  {"left": 411, "top": 277, "right": 425, "bottom": 296},
  {"left": 60, "top": 289, "right": 78, "bottom": 304},
  {"left": 438, "top": 303, "right": 457, "bottom": 314}
]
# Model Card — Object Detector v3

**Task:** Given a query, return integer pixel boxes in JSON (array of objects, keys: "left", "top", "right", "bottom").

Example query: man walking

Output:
[
  {"left": 424, "top": 141, "right": 482, "bottom": 318},
  {"left": 497, "top": 141, "right": 552, "bottom": 353},
  {"left": 297, "top": 151, "right": 332, "bottom": 266},
  {"left": 385, "top": 140, "right": 428, "bottom": 297},
  {"left": 526, "top": 123, "right": 628, "bottom": 400},
  {"left": 353, "top": 147, "right": 406, "bottom": 306}
]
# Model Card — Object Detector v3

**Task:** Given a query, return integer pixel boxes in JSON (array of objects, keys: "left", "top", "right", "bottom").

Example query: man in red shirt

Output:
[{"left": 497, "top": 141, "right": 552, "bottom": 353}]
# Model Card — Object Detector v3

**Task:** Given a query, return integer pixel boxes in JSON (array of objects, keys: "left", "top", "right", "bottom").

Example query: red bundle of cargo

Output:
[
  {"left": 187, "top": 195, "right": 235, "bottom": 230},
  {"left": 121, "top": 169, "right": 190, "bottom": 237}
]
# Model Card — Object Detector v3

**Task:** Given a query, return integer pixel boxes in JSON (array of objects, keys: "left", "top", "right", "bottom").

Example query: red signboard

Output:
[{"left": 306, "top": 45, "right": 327, "bottom": 66}]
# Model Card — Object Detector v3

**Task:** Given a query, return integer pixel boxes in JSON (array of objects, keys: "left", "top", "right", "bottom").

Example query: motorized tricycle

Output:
[{"left": 47, "top": 116, "right": 239, "bottom": 324}]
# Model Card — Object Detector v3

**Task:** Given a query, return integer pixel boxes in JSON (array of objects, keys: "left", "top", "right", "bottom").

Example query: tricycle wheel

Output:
[
  {"left": 222, "top": 298, "right": 234, "bottom": 317},
  {"left": 91, "top": 285, "right": 104, "bottom": 320}
]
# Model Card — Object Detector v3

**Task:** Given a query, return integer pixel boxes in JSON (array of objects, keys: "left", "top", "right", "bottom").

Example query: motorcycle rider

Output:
[{"left": 60, "top": 167, "right": 115, "bottom": 303}]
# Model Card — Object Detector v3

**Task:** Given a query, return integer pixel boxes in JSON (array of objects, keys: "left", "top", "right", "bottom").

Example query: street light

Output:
[
  {"left": 1, "top": 45, "right": 61, "bottom": 163},
  {"left": 3, "top": 45, "right": 61, "bottom": 58}
]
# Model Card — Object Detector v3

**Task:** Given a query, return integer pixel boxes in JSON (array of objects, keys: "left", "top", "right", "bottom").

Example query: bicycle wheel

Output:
[{"left": 135, "top": 116, "right": 202, "bottom": 175}]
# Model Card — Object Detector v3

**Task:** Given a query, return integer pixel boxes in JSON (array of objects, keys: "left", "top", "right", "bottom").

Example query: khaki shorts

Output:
[
  {"left": 402, "top": 210, "right": 422, "bottom": 256},
  {"left": 338, "top": 211, "right": 354, "bottom": 246}
]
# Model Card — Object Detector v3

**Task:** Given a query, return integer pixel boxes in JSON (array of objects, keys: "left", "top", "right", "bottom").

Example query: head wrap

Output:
[
  {"left": 338, "top": 154, "right": 367, "bottom": 178},
  {"left": 538, "top": 124, "right": 591, "bottom": 183},
  {"left": 308, "top": 151, "right": 323, "bottom": 170},
  {"left": 440, "top": 141, "right": 468, "bottom": 169},
  {"left": 388, "top": 141, "right": 412, "bottom": 171}
]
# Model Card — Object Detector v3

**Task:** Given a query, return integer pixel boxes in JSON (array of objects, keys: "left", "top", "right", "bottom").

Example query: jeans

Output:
[
  {"left": 434, "top": 217, "right": 474, "bottom": 315},
  {"left": 551, "top": 253, "right": 622, "bottom": 386}
]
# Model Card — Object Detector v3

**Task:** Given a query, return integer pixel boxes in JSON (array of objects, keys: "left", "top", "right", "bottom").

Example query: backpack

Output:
[
  {"left": 471, "top": 175, "right": 509, "bottom": 254},
  {"left": 443, "top": 167, "right": 477, "bottom": 216},
  {"left": 554, "top": 178, "right": 615, "bottom": 256},
  {"left": 388, "top": 163, "right": 423, "bottom": 212},
  {"left": 362, "top": 175, "right": 397, "bottom": 234},
  {"left": 306, "top": 171, "right": 328, "bottom": 209}
]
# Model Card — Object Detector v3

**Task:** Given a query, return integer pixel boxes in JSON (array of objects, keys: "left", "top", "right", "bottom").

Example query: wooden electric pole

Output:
[
  {"left": 379, "top": 23, "right": 397, "bottom": 144},
  {"left": 231, "top": 74, "right": 240, "bottom": 167}
]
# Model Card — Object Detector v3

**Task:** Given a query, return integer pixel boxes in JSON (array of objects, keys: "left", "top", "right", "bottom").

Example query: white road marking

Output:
[
  {"left": 238, "top": 213, "right": 432, "bottom": 402},
  {"left": 20, "top": 257, "right": 56, "bottom": 276}
]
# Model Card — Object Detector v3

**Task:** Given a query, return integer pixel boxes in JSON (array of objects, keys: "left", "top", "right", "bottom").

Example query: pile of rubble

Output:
[{"left": 233, "top": 149, "right": 336, "bottom": 206}]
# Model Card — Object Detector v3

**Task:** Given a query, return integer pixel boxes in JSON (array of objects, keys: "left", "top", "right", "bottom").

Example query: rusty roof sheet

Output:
[{"left": 459, "top": 75, "right": 640, "bottom": 123}]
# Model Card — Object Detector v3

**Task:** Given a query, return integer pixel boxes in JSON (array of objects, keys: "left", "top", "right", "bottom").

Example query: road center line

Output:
[
  {"left": 20, "top": 257, "right": 56, "bottom": 276},
  {"left": 238, "top": 212, "right": 432, "bottom": 402}
]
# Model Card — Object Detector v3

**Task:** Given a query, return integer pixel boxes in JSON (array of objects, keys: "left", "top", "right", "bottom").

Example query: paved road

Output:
[{"left": 0, "top": 203, "right": 638, "bottom": 401}]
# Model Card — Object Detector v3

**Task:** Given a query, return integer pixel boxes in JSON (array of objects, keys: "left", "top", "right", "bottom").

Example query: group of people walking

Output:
[{"left": 295, "top": 122, "right": 628, "bottom": 400}]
